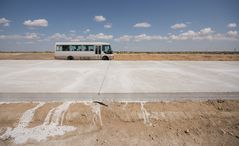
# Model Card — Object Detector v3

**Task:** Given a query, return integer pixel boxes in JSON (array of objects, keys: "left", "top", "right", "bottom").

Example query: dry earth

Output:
[
  {"left": 0, "top": 100, "right": 239, "bottom": 146},
  {"left": 0, "top": 52, "right": 239, "bottom": 61}
]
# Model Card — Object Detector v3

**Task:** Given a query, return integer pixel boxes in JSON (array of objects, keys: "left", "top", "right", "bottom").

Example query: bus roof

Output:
[{"left": 55, "top": 42, "right": 110, "bottom": 45}]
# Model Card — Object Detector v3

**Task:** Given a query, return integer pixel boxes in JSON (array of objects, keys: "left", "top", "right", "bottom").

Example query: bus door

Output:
[{"left": 95, "top": 45, "right": 101, "bottom": 59}]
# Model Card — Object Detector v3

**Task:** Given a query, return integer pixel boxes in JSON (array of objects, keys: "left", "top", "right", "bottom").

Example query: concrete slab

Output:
[{"left": 0, "top": 60, "right": 239, "bottom": 101}]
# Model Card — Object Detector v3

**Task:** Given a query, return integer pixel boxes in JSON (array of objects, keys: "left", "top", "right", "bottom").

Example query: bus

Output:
[{"left": 55, "top": 42, "right": 113, "bottom": 60}]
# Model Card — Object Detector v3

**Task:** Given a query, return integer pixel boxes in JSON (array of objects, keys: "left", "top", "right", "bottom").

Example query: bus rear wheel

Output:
[
  {"left": 102, "top": 56, "right": 109, "bottom": 60},
  {"left": 67, "top": 56, "right": 74, "bottom": 60}
]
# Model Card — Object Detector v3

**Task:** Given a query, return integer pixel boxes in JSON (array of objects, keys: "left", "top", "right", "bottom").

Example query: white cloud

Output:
[
  {"left": 171, "top": 30, "right": 197, "bottom": 40},
  {"left": 115, "top": 27, "right": 238, "bottom": 42},
  {"left": 49, "top": 33, "right": 86, "bottom": 42},
  {"left": 49, "top": 33, "right": 113, "bottom": 41},
  {"left": 169, "top": 28, "right": 238, "bottom": 41},
  {"left": 227, "top": 23, "right": 237, "bottom": 28},
  {"left": 199, "top": 27, "right": 214, "bottom": 35},
  {"left": 227, "top": 31, "right": 238, "bottom": 37},
  {"left": 133, "top": 22, "right": 151, "bottom": 28},
  {"left": 94, "top": 16, "right": 106, "bottom": 22},
  {"left": 0, "top": 33, "right": 40, "bottom": 40},
  {"left": 0, "top": 18, "right": 11, "bottom": 26},
  {"left": 168, "top": 28, "right": 213, "bottom": 40},
  {"left": 115, "top": 34, "right": 166, "bottom": 42},
  {"left": 104, "top": 23, "right": 112, "bottom": 28},
  {"left": 70, "top": 36, "right": 85, "bottom": 42},
  {"left": 134, "top": 34, "right": 164, "bottom": 41},
  {"left": 87, "top": 33, "right": 113, "bottom": 40},
  {"left": 24, "top": 33, "right": 40, "bottom": 40},
  {"left": 48, "top": 32, "right": 113, "bottom": 41},
  {"left": 115, "top": 35, "right": 133, "bottom": 42},
  {"left": 171, "top": 23, "right": 187, "bottom": 29},
  {"left": 23, "top": 19, "right": 48, "bottom": 27},
  {"left": 49, "top": 33, "right": 70, "bottom": 41},
  {"left": 84, "top": 29, "right": 91, "bottom": 33}
]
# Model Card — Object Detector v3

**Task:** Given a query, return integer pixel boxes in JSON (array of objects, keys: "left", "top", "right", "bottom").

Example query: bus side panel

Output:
[{"left": 55, "top": 51, "right": 99, "bottom": 60}]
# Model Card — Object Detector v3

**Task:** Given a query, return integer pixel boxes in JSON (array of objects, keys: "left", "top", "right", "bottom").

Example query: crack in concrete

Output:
[{"left": 98, "top": 61, "right": 111, "bottom": 95}]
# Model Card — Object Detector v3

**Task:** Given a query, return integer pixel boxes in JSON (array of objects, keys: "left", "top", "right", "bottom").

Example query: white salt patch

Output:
[
  {"left": 43, "top": 108, "right": 55, "bottom": 125},
  {"left": 83, "top": 101, "right": 91, "bottom": 106},
  {"left": 139, "top": 102, "right": 152, "bottom": 126},
  {"left": 0, "top": 102, "right": 76, "bottom": 144},
  {"left": 60, "top": 110, "right": 67, "bottom": 126},
  {"left": 84, "top": 102, "right": 102, "bottom": 126},
  {"left": 0, "top": 127, "right": 12, "bottom": 139},
  {"left": 91, "top": 103, "right": 102, "bottom": 126},
  {"left": 0, "top": 102, "right": 45, "bottom": 143},
  {"left": 122, "top": 102, "right": 128, "bottom": 110},
  {"left": 18, "top": 102, "right": 45, "bottom": 128},
  {"left": 50, "top": 102, "right": 72, "bottom": 126}
]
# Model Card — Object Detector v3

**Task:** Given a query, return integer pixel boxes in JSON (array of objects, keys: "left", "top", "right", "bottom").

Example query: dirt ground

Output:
[
  {"left": 0, "top": 100, "right": 239, "bottom": 146},
  {"left": 0, "top": 52, "right": 239, "bottom": 61}
]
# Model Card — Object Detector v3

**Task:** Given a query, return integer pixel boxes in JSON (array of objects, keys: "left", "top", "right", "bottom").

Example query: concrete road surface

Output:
[{"left": 0, "top": 60, "right": 239, "bottom": 101}]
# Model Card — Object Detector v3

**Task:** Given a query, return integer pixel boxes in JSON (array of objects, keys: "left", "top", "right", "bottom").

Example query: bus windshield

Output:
[{"left": 102, "top": 45, "right": 113, "bottom": 54}]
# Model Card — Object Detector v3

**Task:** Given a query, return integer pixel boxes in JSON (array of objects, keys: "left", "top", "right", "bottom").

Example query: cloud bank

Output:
[{"left": 23, "top": 19, "right": 48, "bottom": 27}]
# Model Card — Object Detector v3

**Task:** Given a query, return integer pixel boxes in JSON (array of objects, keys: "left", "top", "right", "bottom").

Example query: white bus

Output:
[{"left": 55, "top": 42, "right": 114, "bottom": 60}]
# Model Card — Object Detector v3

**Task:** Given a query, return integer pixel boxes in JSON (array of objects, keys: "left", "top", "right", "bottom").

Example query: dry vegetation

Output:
[
  {"left": 0, "top": 52, "right": 239, "bottom": 60},
  {"left": 0, "top": 53, "right": 54, "bottom": 60},
  {"left": 114, "top": 53, "right": 239, "bottom": 61}
]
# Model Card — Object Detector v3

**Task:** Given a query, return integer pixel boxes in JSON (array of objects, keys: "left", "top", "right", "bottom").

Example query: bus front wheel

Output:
[
  {"left": 102, "top": 56, "right": 109, "bottom": 60},
  {"left": 67, "top": 56, "right": 74, "bottom": 60}
]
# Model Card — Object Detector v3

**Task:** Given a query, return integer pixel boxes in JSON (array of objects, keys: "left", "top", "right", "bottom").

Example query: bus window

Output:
[
  {"left": 81, "top": 45, "right": 88, "bottom": 51},
  {"left": 56, "top": 45, "right": 62, "bottom": 51},
  {"left": 82, "top": 45, "right": 88, "bottom": 51},
  {"left": 102, "top": 45, "right": 112, "bottom": 54},
  {"left": 70, "top": 45, "right": 77, "bottom": 51},
  {"left": 62, "top": 45, "right": 70, "bottom": 51},
  {"left": 76, "top": 45, "right": 82, "bottom": 51},
  {"left": 87, "top": 45, "right": 94, "bottom": 51}
]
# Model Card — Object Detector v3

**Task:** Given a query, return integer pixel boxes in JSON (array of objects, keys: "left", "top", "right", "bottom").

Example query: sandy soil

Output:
[
  {"left": 0, "top": 52, "right": 239, "bottom": 61},
  {"left": 0, "top": 103, "right": 36, "bottom": 128},
  {"left": 0, "top": 100, "right": 239, "bottom": 146},
  {"left": 28, "top": 102, "right": 61, "bottom": 128}
]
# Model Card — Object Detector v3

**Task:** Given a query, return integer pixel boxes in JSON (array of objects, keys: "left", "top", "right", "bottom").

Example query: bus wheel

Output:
[
  {"left": 67, "top": 56, "right": 74, "bottom": 60},
  {"left": 102, "top": 56, "right": 109, "bottom": 60}
]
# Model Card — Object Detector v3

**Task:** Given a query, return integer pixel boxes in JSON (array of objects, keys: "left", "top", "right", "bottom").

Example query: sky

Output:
[{"left": 0, "top": 0, "right": 239, "bottom": 52}]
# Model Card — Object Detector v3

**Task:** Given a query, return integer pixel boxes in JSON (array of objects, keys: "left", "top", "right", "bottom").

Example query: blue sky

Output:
[{"left": 0, "top": 0, "right": 239, "bottom": 52}]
